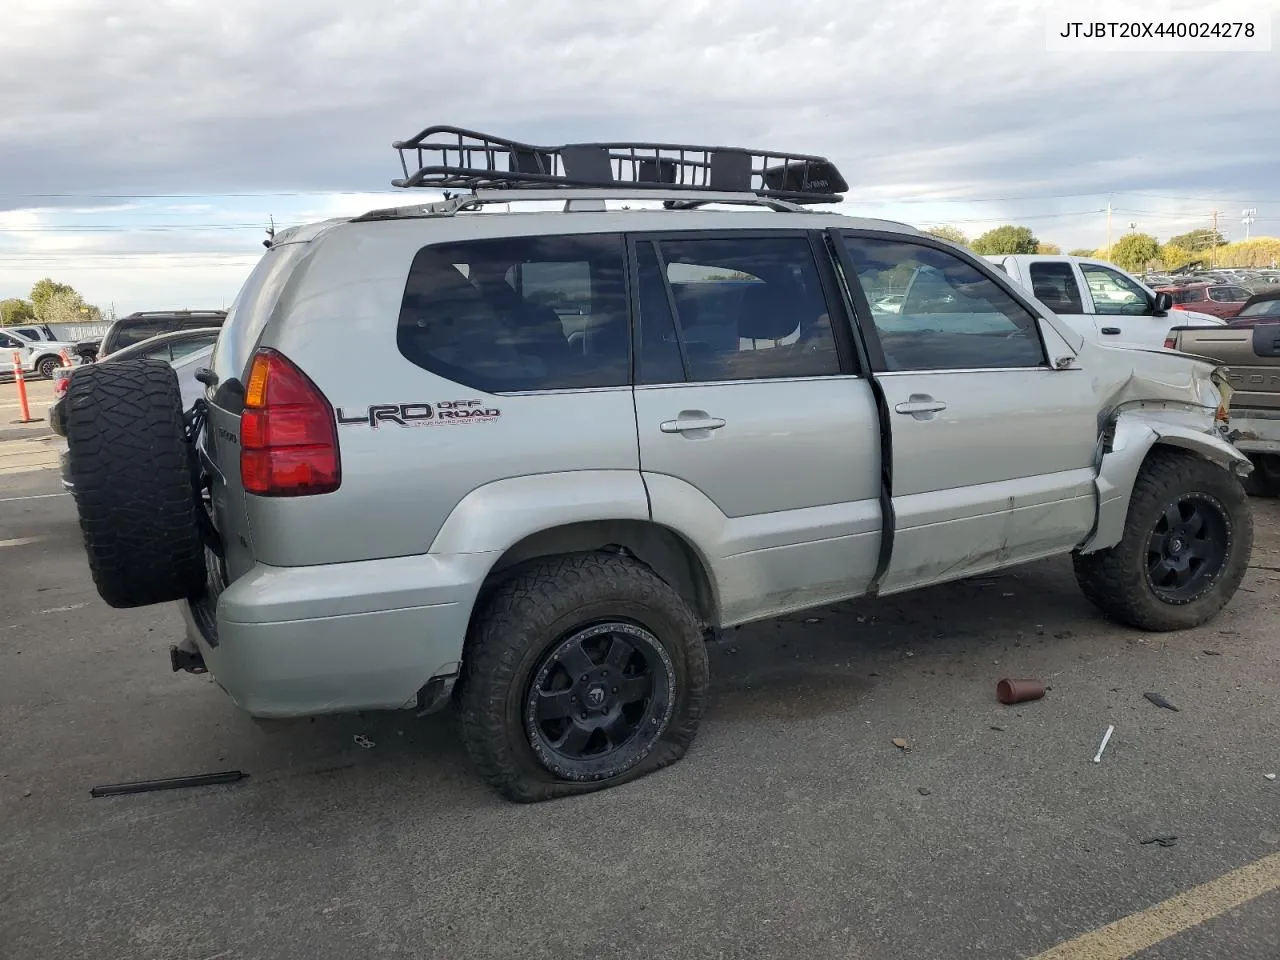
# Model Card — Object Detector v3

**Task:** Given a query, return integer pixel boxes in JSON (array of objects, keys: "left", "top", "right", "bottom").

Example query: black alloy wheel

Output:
[{"left": 524, "top": 621, "right": 674, "bottom": 779}]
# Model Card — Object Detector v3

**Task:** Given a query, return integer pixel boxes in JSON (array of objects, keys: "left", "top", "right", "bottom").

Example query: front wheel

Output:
[
  {"left": 458, "top": 552, "right": 709, "bottom": 802},
  {"left": 1074, "top": 449, "right": 1253, "bottom": 631},
  {"left": 36, "top": 355, "right": 61, "bottom": 379}
]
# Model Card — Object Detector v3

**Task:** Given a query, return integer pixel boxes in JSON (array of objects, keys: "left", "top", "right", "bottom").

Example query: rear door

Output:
[
  {"left": 629, "top": 230, "right": 884, "bottom": 626},
  {"left": 833, "top": 231, "right": 1099, "bottom": 595}
]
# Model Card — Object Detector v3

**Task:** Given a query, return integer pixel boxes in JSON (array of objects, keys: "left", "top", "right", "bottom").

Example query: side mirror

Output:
[{"left": 1153, "top": 292, "right": 1174, "bottom": 315}]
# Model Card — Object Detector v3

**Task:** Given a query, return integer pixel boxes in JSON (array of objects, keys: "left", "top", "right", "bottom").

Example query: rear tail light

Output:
[
  {"left": 240, "top": 349, "right": 340, "bottom": 497},
  {"left": 1163, "top": 334, "right": 1177, "bottom": 350},
  {"left": 53, "top": 368, "right": 73, "bottom": 397}
]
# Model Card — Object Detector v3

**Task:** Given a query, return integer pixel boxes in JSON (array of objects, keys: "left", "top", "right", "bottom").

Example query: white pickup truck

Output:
[{"left": 985, "top": 254, "right": 1223, "bottom": 350}]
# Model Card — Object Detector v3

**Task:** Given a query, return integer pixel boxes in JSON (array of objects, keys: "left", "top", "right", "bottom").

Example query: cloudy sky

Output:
[{"left": 1, "top": 0, "right": 1277, "bottom": 314}]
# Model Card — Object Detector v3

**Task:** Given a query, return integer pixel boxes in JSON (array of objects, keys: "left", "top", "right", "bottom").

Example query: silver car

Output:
[{"left": 63, "top": 127, "right": 1254, "bottom": 802}]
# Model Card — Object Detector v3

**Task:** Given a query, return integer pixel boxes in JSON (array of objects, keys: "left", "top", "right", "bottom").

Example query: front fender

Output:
[{"left": 1077, "top": 411, "right": 1252, "bottom": 554}]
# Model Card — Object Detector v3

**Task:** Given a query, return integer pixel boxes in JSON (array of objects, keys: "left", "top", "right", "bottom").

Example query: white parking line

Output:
[
  {"left": 0, "top": 492, "right": 68, "bottom": 503},
  {"left": 0, "top": 536, "right": 43, "bottom": 548}
]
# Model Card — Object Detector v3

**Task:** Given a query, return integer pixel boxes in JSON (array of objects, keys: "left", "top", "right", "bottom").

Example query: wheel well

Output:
[{"left": 480, "top": 520, "right": 718, "bottom": 626}]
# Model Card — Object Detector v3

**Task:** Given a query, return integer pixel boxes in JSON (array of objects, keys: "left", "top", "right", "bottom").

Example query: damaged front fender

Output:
[{"left": 1076, "top": 349, "right": 1251, "bottom": 555}]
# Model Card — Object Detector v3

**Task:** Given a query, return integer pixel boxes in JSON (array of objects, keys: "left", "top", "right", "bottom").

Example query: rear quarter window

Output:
[{"left": 397, "top": 233, "right": 630, "bottom": 392}]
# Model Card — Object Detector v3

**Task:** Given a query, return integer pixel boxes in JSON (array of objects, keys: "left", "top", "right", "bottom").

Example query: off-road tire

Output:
[
  {"left": 1242, "top": 454, "right": 1280, "bottom": 498},
  {"left": 36, "top": 355, "right": 61, "bottom": 380},
  {"left": 458, "top": 552, "right": 710, "bottom": 803},
  {"left": 1073, "top": 449, "right": 1252, "bottom": 631},
  {"left": 65, "top": 358, "right": 206, "bottom": 608}
]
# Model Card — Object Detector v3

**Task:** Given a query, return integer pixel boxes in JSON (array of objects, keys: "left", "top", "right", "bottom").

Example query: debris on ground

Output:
[
  {"left": 1266, "top": 774, "right": 1277, "bottom": 782},
  {"left": 353, "top": 735, "right": 376, "bottom": 749},
  {"left": 804, "top": 617, "right": 822, "bottom": 624},
  {"left": 990, "top": 726, "right": 1005, "bottom": 732},
  {"left": 917, "top": 787, "right": 931, "bottom": 796},
  {"left": 996, "top": 678, "right": 1045, "bottom": 705},
  {"left": 1144, "top": 692, "right": 1180, "bottom": 712},
  {"left": 1092, "top": 725, "right": 1115, "bottom": 763},
  {"left": 1141, "top": 835, "right": 1178, "bottom": 847},
  {"left": 90, "top": 771, "right": 248, "bottom": 798},
  {"left": 1203, "top": 650, "right": 1223, "bottom": 656},
  {"left": 891, "top": 738, "right": 911, "bottom": 752}
]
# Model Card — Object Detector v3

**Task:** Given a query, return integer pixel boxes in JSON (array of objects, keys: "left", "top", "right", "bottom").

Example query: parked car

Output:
[
  {"left": 96, "top": 309, "right": 226, "bottom": 360},
  {"left": 51, "top": 328, "right": 220, "bottom": 488},
  {"left": 63, "top": 127, "right": 1254, "bottom": 802},
  {"left": 1158, "top": 282, "right": 1252, "bottom": 320},
  {"left": 0, "top": 328, "right": 80, "bottom": 379},
  {"left": 10, "top": 323, "right": 59, "bottom": 343},
  {"left": 984, "top": 254, "right": 1222, "bottom": 349},
  {"left": 1227, "top": 289, "right": 1280, "bottom": 326},
  {"left": 72, "top": 337, "right": 102, "bottom": 362}
]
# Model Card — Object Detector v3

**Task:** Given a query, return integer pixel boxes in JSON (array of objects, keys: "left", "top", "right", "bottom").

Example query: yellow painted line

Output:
[{"left": 1029, "top": 850, "right": 1280, "bottom": 960}]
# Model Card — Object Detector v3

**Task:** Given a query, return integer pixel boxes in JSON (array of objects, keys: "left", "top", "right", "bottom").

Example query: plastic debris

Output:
[
  {"left": 1092, "top": 725, "right": 1115, "bottom": 763},
  {"left": 1141, "top": 835, "right": 1177, "bottom": 847},
  {"left": 1144, "top": 692, "right": 1180, "bottom": 712},
  {"left": 917, "top": 787, "right": 931, "bottom": 796},
  {"left": 1266, "top": 774, "right": 1277, "bottom": 782},
  {"left": 891, "top": 738, "right": 911, "bottom": 751},
  {"left": 1202, "top": 650, "right": 1222, "bottom": 656},
  {"left": 353, "top": 735, "right": 376, "bottom": 749}
]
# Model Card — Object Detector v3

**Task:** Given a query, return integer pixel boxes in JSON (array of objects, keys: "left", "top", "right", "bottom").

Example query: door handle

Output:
[
  {"left": 1101, "top": 327, "right": 1121, "bottom": 335},
  {"left": 660, "top": 413, "right": 726, "bottom": 434},
  {"left": 894, "top": 396, "right": 947, "bottom": 416}
]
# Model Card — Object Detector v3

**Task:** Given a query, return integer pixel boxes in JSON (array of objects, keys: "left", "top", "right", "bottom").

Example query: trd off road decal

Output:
[{"left": 336, "top": 399, "right": 502, "bottom": 428}]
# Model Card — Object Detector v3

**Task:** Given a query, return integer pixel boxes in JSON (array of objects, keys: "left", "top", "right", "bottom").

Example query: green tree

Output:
[
  {"left": 0, "top": 298, "right": 36, "bottom": 326},
  {"left": 970, "top": 225, "right": 1039, "bottom": 255},
  {"left": 925, "top": 225, "right": 967, "bottom": 246},
  {"left": 1108, "top": 232, "right": 1161, "bottom": 272},
  {"left": 28, "top": 278, "right": 100, "bottom": 323},
  {"left": 1169, "top": 228, "right": 1225, "bottom": 252},
  {"left": 1068, "top": 248, "right": 1097, "bottom": 257}
]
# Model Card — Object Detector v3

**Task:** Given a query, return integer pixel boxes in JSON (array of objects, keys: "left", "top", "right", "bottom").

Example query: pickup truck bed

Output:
[{"left": 1171, "top": 321, "right": 1280, "bottom": 493}]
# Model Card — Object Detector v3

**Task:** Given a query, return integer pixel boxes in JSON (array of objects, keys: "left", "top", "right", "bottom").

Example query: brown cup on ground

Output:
[{"left": 997, "top": 678, "right": 1045, "bottom": 705}]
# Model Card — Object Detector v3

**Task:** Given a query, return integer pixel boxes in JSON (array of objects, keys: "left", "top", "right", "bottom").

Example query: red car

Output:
[{"left": 1157, "top": 282, "right": 1252, "bottom": 320}]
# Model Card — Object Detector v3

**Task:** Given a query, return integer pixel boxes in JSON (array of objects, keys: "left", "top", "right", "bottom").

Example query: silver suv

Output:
[{"left": 64, "top": 127, "right": 1254, "bottom": 802}]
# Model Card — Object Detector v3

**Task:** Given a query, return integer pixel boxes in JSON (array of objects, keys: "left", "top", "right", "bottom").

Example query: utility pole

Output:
[
  {"left": 1243, "top": 208, "right": 1257, "bottom": 241},
  {"left": 1209, "top": 209, "right": 1220, "bottom": 267},
  {"left": 1106, "top": 200, "right": 1112, "bottom": 255}
]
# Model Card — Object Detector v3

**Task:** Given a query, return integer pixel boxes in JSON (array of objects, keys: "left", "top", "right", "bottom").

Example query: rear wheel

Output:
[
  {"left": 65, "top": 359, "right": 206, "bottom": 608},
  {"left": 458, "top": 552, "right": 709, "bottom": 802},
  {"left": 1073, "top": 449, "right": 1252, "bottom": 631}
]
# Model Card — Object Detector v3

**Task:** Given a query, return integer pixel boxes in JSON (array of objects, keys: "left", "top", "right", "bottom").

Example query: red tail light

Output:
[
  {"left": 1163, "top": 334, "right": 1177, "bottom": 349},
  {"left": 240, "top": 349, "right": 340, "bottom": 497}
]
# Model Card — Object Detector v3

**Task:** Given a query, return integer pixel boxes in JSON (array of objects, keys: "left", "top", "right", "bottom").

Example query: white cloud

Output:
[{"left": 0, "top": 0, "right": 1276, "bottom": 309}]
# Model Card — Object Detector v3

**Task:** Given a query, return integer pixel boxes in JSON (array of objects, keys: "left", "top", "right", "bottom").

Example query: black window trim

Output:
[
  {"left": 624, "top": 227, "right": 862, "bottom": 388},
  {"left": 828, "top": 227, "right": 1055, "bottom": 375}
]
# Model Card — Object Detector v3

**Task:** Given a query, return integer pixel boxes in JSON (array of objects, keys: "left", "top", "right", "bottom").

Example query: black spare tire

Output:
[{"left": 65, "top": 358, "right": 206, "bottom": 608}]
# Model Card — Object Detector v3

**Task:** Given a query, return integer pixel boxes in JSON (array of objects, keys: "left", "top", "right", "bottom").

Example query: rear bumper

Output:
[
  {"left": 182, "top": 550, "right": 497, "bottom": 718},
  {"left": 1228, "top": 412, "right": 1280, "bottom": 455}
]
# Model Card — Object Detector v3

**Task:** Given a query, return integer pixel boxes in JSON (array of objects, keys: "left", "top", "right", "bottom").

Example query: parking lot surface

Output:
[{"left": 2, "top": 399, "right": 1278, "bottom": 959}]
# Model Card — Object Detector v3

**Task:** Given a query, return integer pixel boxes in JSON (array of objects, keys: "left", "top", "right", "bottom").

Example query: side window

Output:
[
  {"left": 840, "top": 235, "right": 1046, "bottom": 372},
  {"left": 170, "top": 334, "right": 218, "bottom": 361},
  {"left": 1078, "top": 263, "right": 1151, "bottom": 316},
  {"left": 635, "top": 235, "right": 840, "bottom": 384},
  {"left": 1027, "top": 262, "right": 1085, "bottom": 314},
  {"left": 141, "top": 344, "right": 175, "bottom": 362},
  {"left": 1209, "top": 285, "right": 1249, "bottom": 303},
  {"left": 398, "top": 234, "right": 629, "bottom": 392}
]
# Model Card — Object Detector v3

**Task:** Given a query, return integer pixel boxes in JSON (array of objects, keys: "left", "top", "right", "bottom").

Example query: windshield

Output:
[{"left": 1238, "top": 298, "right": 1280, "bottom": 319}]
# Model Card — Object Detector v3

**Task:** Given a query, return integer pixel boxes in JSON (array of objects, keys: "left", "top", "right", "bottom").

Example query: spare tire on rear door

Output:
[{"left": 65, "top": 358, "right": 206, "bottom": 608}]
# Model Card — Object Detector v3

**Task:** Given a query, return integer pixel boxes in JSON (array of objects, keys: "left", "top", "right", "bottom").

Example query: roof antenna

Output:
[{"left": 263, "top": 215, "right": 276, "bottom": 249}]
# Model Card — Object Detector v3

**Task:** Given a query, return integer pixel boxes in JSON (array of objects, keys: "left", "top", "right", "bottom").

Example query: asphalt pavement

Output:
[{"left": 1, "top": 385, "right": 1278, "bottom": 959}]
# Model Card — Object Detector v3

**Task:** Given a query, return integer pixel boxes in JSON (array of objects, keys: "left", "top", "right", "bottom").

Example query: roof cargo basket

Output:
[{"left": 390, "top": 125, "right": 847, "bottom": 204}]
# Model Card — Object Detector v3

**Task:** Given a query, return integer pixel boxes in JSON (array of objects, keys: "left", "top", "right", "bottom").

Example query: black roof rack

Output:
[{"left": 390, "top": 125, "right": 847, "bottom": 204}]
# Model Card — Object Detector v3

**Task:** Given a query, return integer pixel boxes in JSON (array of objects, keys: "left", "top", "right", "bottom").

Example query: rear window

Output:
[
  {"left": 397, "top": 233, "right": 630, "bottom": 392},
  {"left": 1208, "top": 285, "right": 1250, "bottom": 302},
  {"left": 1238, "top": 299, "right": 1280, "bottom": 319}
]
